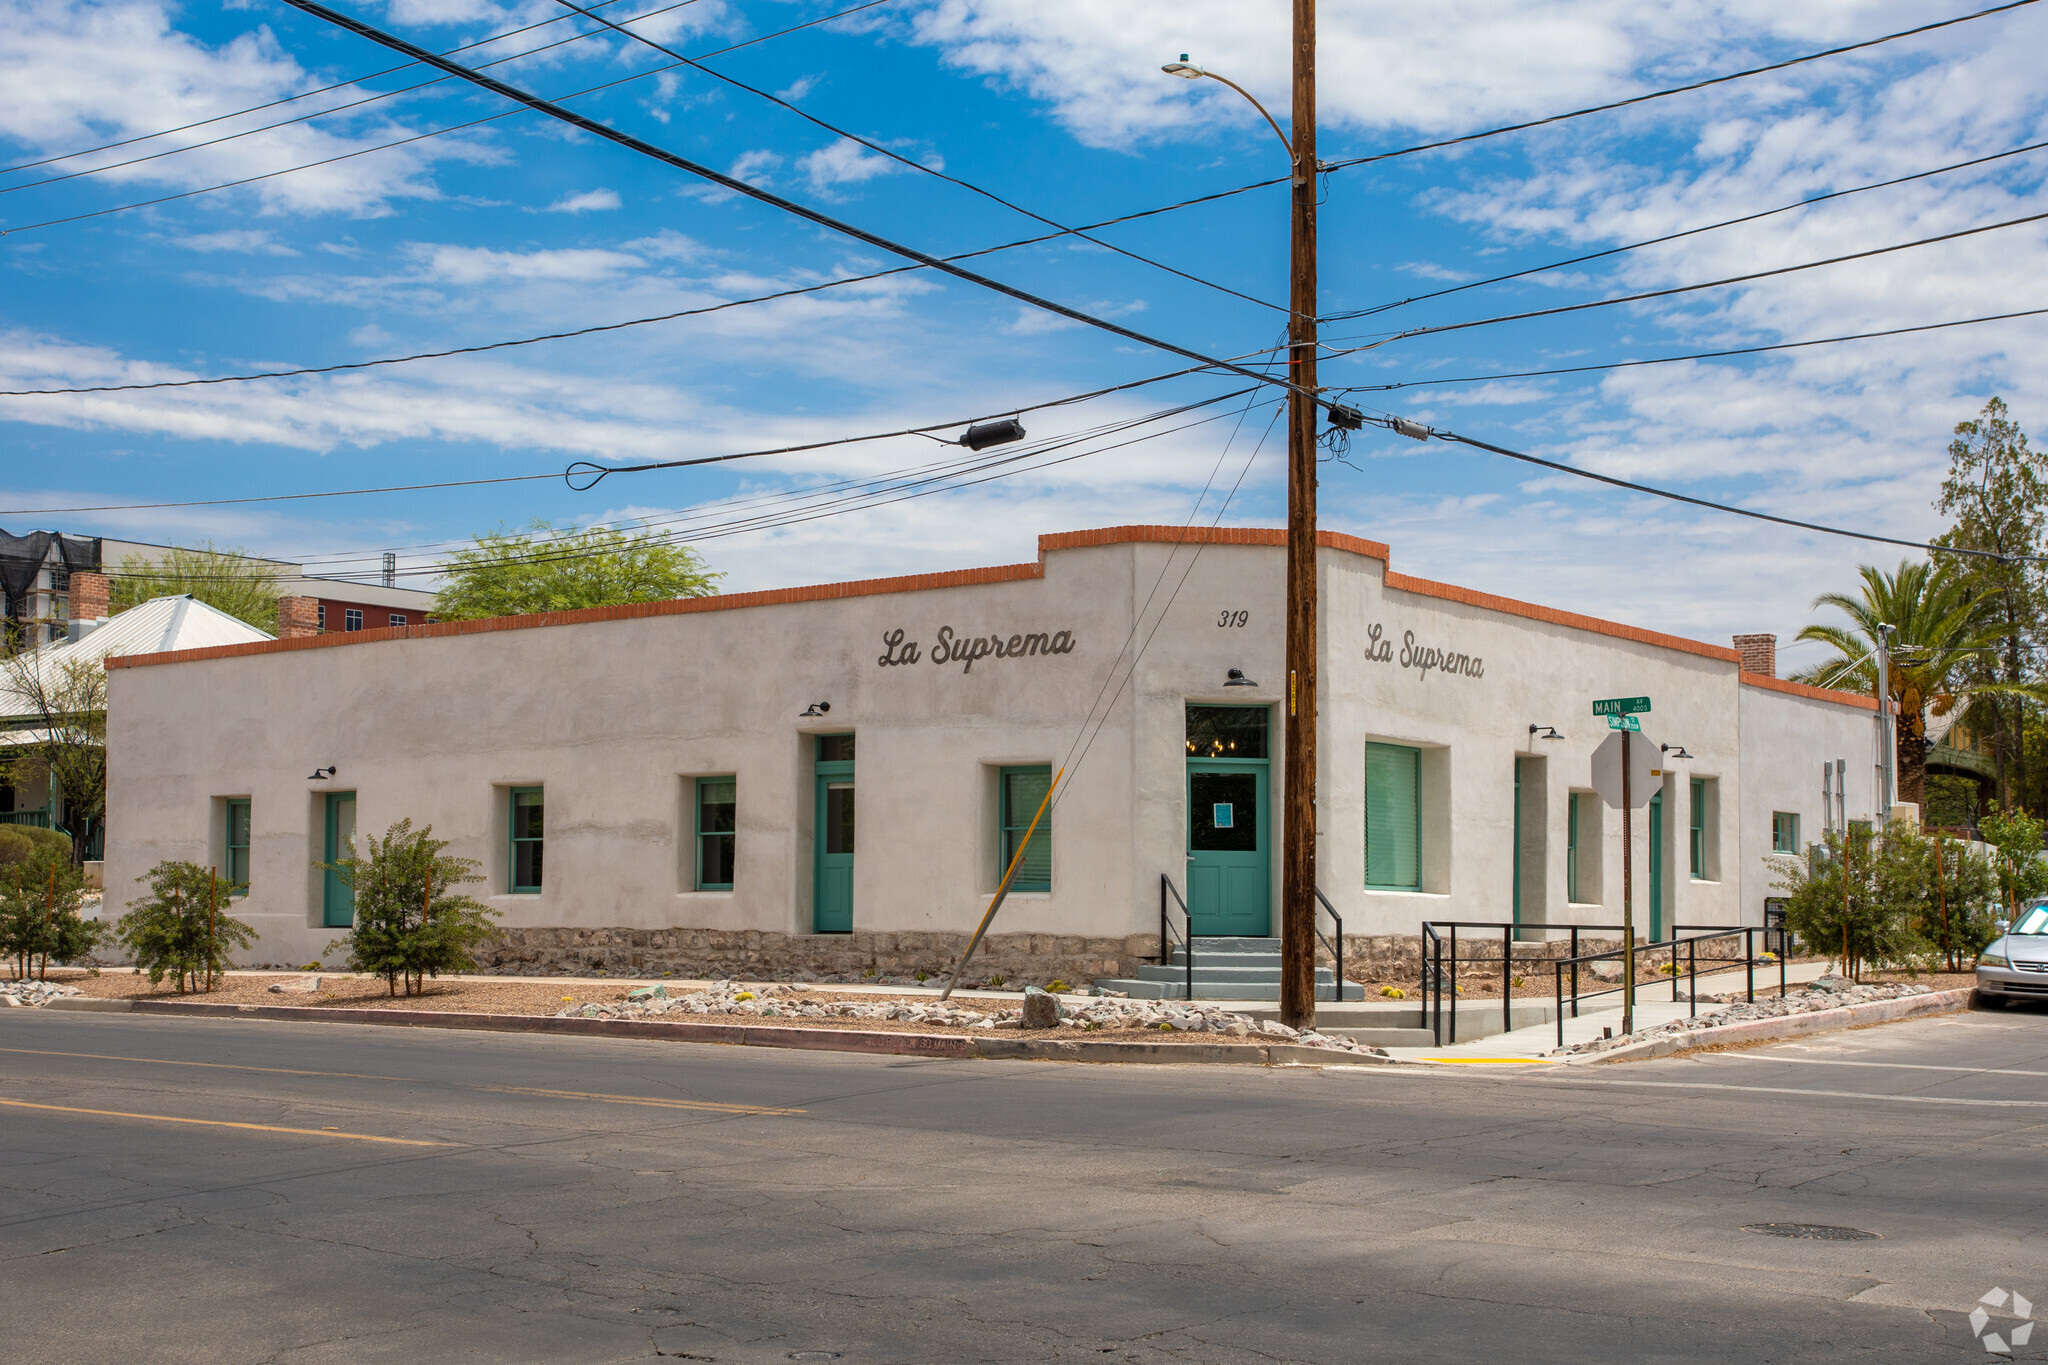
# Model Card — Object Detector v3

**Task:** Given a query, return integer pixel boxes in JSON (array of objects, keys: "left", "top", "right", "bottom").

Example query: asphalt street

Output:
[{"left": 3, "top": 1004, "right": 2045, "bottom": 1364}]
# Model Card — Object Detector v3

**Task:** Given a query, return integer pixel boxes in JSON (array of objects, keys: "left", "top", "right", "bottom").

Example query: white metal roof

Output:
[{"left": 1, "top": 595, "right": 271, "bottom": 718}]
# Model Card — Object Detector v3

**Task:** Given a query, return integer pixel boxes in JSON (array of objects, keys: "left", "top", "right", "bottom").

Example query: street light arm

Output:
[{"left": 1165, "top": 63, "right": 1296, "bottom": 163}]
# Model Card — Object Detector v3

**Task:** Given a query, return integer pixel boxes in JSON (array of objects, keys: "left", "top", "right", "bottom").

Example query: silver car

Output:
[{"left": 1977, "top": 902, "right": 2048, "bottom": 1003}]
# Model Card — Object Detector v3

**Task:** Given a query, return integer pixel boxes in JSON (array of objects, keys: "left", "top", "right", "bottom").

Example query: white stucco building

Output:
[{"left": 103, "top": 526, "right": 1879, "bottom": 976}]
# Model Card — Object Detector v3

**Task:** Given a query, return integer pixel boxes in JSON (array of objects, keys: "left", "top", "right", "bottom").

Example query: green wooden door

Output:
[
  {"left": 813, "top": 736, "right": 855, "bottom": 933},
  {"left": 322, "top": 791, "right": 356, "bottom": 928},
  {"left": 1186, "top": 760, "right": 1270, "bottom": 936},
  {"left": 1648, "top": 790, "right": 1665, "bottom": 941}
]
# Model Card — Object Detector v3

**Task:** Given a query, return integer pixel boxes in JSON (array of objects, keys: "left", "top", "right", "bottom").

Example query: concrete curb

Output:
[
  {"left": 1569, "top": 987, "right": 1976, "bottom": 1065},
  {"left": 35, "top": 997, "right": 1393, "bottom": 1067}
]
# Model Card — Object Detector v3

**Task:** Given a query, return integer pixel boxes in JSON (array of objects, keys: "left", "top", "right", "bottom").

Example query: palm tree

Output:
[{"left": 1793, "top": 560, "right": 2013, "bottom": 812}]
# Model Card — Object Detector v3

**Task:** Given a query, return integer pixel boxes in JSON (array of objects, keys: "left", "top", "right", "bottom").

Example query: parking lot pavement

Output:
[{"left": 3, "top": 1004, "right": 2045, "bottom": 1364}]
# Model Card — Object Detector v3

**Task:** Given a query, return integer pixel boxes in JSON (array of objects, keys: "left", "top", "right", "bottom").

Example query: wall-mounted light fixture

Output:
[
  {"left": 307, "top": 765, "right": 337, "bottom": 780},
  {"left": 1224, "top": 668, "right": 1258, "bottom": 687},
  {"left": 1528, "top": 725, "right": 1563, "bottom": 741},
  {"left": 1661, "top": 743, "right": 1695, "bottom": 760},
  {"left": 801, "top": 702, "right": 832, "bottom": 717}
]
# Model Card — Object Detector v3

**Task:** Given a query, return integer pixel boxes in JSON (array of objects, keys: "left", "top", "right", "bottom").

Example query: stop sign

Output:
[{"left": 1590, "top": 729, "right": 1659, "bottom": 808}]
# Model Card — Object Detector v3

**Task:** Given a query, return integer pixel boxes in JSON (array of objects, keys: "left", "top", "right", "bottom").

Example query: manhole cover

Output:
[{"left": 1743, "top": 1223, "right": 1881, "bottom": 1241}]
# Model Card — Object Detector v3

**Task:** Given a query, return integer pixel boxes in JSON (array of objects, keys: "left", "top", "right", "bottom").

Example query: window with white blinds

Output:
[{"left": 1365, "top": 742, "right": 1421, "bottom": 890}]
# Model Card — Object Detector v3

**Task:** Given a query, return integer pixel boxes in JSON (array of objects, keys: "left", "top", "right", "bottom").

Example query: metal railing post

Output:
[
  {"left": 1555, "top": 960, "right": 1565, "bottom": 1049},
  {"left": 1688, "top": 935, "right": 1698, "bottom": 1019},
  {"left": 1449, "top": 925, "right": 1459, "bottom": 1045},
  {"left": 1503, "top": 925, "right": 1513, "bottom": 1037},
  {"left": 1159, "top": 874, "right": 1167, "bottom": 965},
  {"left": 1570, "top": 927, "right": 1580, "bottom": 1021},
  {"left": 1745, "top": 926, "right": 1755, "bottom": 1004}
]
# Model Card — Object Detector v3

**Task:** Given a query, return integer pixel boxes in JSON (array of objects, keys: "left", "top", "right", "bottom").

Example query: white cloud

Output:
[
  {"left": 544, "top": 188, "right": 622, "bottom": 214},
  {"left": 798, "top": 137, "right": 902, "bottom": 191},
  {"left": 0, "top": 1, "right": 499, "bottom": 218},
  {"left": 407, "top": 244, "right": 648, "bottom": 285},
  {"left": 172, "top": 229, "right": 298, "bottom": 255},
  {"left": 729, "top": 150, "right": 781, "bottom": 187}
]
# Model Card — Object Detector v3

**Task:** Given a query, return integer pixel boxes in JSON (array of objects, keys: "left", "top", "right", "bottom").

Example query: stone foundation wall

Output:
[{"left": 476, "top": 927, "right": 1158, "bottom": 986}]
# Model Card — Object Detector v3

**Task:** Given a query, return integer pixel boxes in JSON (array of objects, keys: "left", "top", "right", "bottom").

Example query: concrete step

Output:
[
  {"left": 1092, "top": 976, "right": 1366, "bottom": 1002},
  {"left": 1134, "top": 964, "right": 1344, "bottom": 984}
]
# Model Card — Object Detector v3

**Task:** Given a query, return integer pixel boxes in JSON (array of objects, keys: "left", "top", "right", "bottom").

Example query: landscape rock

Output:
[
  {"left": 1551, "top": 978, "right": 1936, "bottom": 1056},
  {"left": 267, "top": 975, "right": 321, "bottom": 994},
  {"left": 1021, "top": 987, "right": 1063, "bottom": 1030},
  {"left": 0, "top": 980, "right": 84, "bottom": 1007}
]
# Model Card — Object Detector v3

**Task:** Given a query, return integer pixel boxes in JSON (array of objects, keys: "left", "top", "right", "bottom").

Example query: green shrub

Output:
[
  {"left": 116, "top": 861, "right": 253, "bottom": 992},
  {"left": 324, "top": 818, "right": 498, "bottom": 997},
  {"left": 0, "top": 847, "right": 101, "bottom": 980}
]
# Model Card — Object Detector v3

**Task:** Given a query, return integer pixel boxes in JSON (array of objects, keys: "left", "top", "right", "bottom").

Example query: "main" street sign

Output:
[{"left": 1592, "top": 696, "right": 1651, "bottom": 717}]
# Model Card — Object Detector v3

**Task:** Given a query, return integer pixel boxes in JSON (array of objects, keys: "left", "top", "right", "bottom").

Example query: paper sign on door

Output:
[{"left": 1213, "top": 803, "right": 1234, "bottom": 828}]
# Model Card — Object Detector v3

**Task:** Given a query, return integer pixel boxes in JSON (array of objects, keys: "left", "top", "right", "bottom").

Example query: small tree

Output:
[
  {"left": 324, "top": 819, "right": 497, "bottom": 996},
  {"left": 0, "top": 650, "right": 107, "bottom": 869},
  {"left": 1978, "top": 804, "right": 2048, "bottom": 924},
  {"left": 431, "top": 519, "right": 720, "bottom": 622},
  {"left": 116, "top": 861, "right": 254, "bottom": 993},
  {"left": 1771, "top": 821, "right": 1925, "bottom": 981},
  {"left": 110, "top": 543, "right": 284, "bottom": 634},
  {"left": 1921, "top": 833, "right": 2002, "bottom": 971},
  {"left": 0, "top": 846, "right": 100, "bottom": 981}
]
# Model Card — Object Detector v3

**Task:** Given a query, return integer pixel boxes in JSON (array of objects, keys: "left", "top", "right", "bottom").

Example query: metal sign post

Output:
[{"left": 1593, "top": 697, "right": 1653, "bottom": 1035}]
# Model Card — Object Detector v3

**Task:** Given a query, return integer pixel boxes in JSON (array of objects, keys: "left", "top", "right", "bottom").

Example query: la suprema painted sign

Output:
[
  {"left": 878, "top": 625, "right": 1078, "bottom": 674},
  {"left": 1365, "top": 623, "right": 1485, "bottom": 681}
]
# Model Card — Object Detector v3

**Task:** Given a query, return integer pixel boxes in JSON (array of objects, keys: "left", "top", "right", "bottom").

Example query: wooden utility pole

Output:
[{"left": 1279, "top": 0, "right": 1320, "bottom": 1032}]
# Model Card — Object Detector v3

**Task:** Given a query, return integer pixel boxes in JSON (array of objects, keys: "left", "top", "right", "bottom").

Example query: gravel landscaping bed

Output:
[
  {"left": 557, "top": 981, "right": 1386, "bottom": 1053},
  {"left": 1550, "top": 975, "right": 1940, "bottom": 1057},
  {"left": 1, "top": 980, "right": 83, "bottom": 1007}
]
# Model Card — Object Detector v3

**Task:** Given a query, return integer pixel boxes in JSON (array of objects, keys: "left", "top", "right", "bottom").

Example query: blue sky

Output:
[{"left": 4, "top": 0, "right": 2047, "bottom": 673}]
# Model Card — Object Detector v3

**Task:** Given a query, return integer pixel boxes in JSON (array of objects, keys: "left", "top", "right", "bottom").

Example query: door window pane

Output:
[
  {"left": 1186, "top": 705, "right": 1268, "bottom": 759},
  {"left": 1567, "top": 792, "right": 1581, "bottom": 903},
  {"left": 1690, "top": 779, "right": 1707, "bottom": 879},
  {"left": 1365, "top": 743, "right": 1421, "bottom": 890},
  {"left": 510, "top": 787, "right": 544, "bottom": 892},
  {"left": 818, "top": 734, "right": 856, "bottom": 763},
  {"left": 824, "top": 783, "right": 855, "bottom": 855},
  {"left": 698, "top": 778, "right": 736, "bottom": 889},
  {"left": 225, "top": 799, "right": 250, "bottom": 894},
  {"left": 1000, "top": 766, "right": 1053, "bottom": 891},
  {"left": 1190, "top": 771, "right": 1259, "bottom": 852}
]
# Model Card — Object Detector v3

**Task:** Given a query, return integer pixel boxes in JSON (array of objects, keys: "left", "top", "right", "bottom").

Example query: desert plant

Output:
[
  {"left": 323, "top": 819, "right": 497, "bottom": 996},
  {"left": 1919, "top": 833, "right": 2002, "bottom": 971},
  {"left": 116, "top": 861, "right": 253, "bottom": 993},
  {"left": 0, "top": 847, "right": 100, "bottom": 980}
]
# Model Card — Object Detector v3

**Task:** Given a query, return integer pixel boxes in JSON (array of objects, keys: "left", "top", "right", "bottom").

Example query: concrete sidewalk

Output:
[{"left": 1388, "top": 959, "right": 1835, "bottom": 1064}]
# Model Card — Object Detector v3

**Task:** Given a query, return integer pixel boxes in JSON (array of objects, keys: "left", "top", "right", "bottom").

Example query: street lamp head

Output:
[{"left": 1162, "top": 56, "right": 1204, "bottom": 79}]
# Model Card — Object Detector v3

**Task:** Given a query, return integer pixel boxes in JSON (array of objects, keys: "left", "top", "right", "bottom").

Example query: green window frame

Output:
[
  {"left": 224, "top": 799, "right": 251, "bottom": 896},
  {"left": 1771, "top": 811, "right": 1799, "bottom": 855},
  {"left": 1690, "top": 778, "right": 1707, "bottom": 880},
  {"left": 509, "top": 786, "right": 544, "bottom": 893},
  {"left": 696, "top": 778, "right": 736, "bottom": 890},
  {"left": 999, "top": 766, "right": 1053, "bottom": 892},
  {"left": 1566, "top": 793, "right": 1581, "bottom": 903},
  {"left": 1364, "top": 742, "right": 1421, "bottom": 890}
]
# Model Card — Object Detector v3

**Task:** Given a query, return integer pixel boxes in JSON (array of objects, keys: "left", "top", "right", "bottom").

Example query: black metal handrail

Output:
[
  {"left": 1418, "top": 919, "right": 1630, "bottom": 1048},
  {"left": 1550, "top": 925, "right": 1792, "bottom": 1048},
  {"left": 1159, "top": 873, "right": 1194, "bottom": 1001},
  {"left": 1313, "top": 888, "right": 1344, "bottom": 1003}
]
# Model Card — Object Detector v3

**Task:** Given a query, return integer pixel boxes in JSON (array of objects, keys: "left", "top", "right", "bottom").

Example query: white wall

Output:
[{"left": 105, "top": 532, "right": 1878, "bottom": 962}]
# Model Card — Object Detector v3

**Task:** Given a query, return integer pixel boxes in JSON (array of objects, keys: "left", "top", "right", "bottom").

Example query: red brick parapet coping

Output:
[{"left": 100, "top": 524, "right": 1872, "bottom": 712}]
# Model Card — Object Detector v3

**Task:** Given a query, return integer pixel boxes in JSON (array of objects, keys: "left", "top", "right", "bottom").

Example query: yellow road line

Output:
[
  {"left": 0, "top": 1097, "right": 454, "bottom": 1145},
  {"left": 480, "top": 1085, "right": 804, "bottom": 1115},
  {"left": 0, "top": 1046, "right": 411, "bottom": 1082}
]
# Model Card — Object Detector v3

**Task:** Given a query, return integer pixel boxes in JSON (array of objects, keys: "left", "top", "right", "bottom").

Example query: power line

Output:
[
  {"left": 0, "top": 0, "right": 706, "bottom": 199},
  {"left": 1, "top": 353, "right": 1277, "bottom": 515},
  {"left": 0, "top": 0, "right": 645, "bottom": 177},
  {"left": 0, "top": 0, "right": 897, "bottom": 237},
  {"left": 112, "top": 2, "right": 1326, "bottom": 414},
  {"left": 1323, "top": 0, "right": 2043, "bottom": 175},
  {"left": 1323, "top": 137, "right": 2048, "bottom": 323},
  {"left": 1344, "top": 205, "right": 2048, "bottom": 349},
  {"left": 1365, "top": 420, "right": 2048, "bottom": 566},
  {"left": 558, "top": 0, "right": 1285, "bottom": 316},
  {"left": 1331, "top": 305, "right": 2048, "bottom": 393}
]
